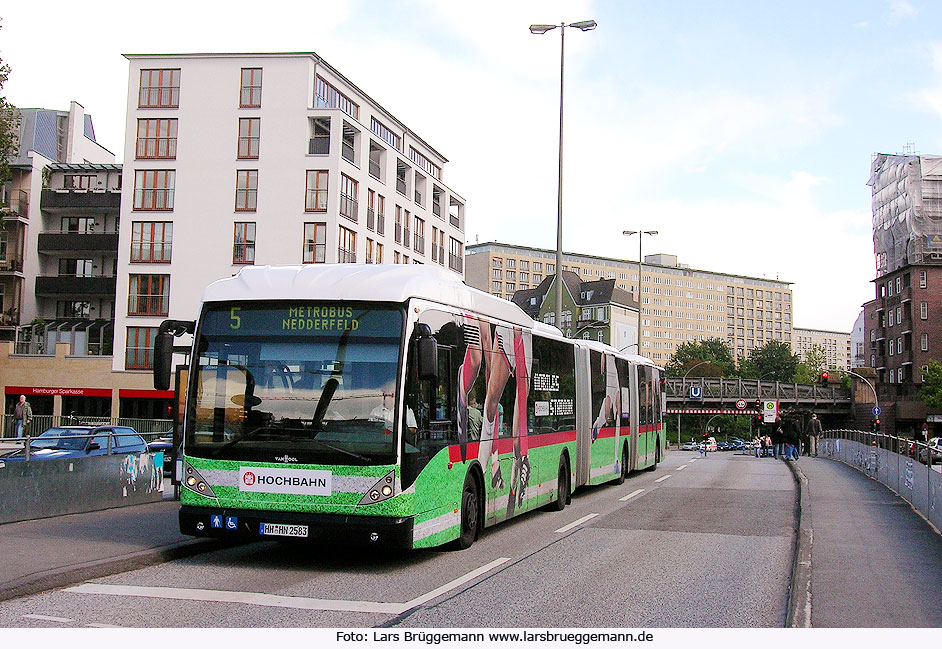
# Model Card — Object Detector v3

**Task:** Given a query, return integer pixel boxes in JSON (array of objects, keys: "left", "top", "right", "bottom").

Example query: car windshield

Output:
[
  {"left": 185, "top": 302, "right": 404, "bottom": 464},
  {"left": 29, "top": 429, "right": 90, "bottom": 451}
]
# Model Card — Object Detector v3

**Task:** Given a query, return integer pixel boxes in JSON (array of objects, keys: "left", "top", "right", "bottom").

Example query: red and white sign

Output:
[
  {"left": 238, "top": 467, "right": 331, "bottom": 496},
  {"left": 5, "top": 386, "right": 111, "bottom": 397},
  {"left": 736, "top": 399, "right": 747, "bottom": 409}
]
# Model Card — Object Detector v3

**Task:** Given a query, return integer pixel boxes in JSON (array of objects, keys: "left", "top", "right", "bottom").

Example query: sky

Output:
[{"left": 2, "top": 0, "right": 941, "bottom": 334}]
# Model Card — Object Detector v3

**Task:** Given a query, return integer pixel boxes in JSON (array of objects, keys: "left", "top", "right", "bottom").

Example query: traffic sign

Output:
[
  {"left": 763, "top": 400, "right": 778, "bottom": 423},
  {"left": 689, "top": 385, "right": 702, "bottom": 399},
  {"left": 735, "top": 399, "right": 746, "bottom": 410},
  {"left": 872, "top": 406, "right": 881, "bottom": 416}
]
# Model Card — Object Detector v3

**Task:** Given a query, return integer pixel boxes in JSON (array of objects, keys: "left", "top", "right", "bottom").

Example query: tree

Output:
[
  {"left": 741, "top": 340, "right": 799, "bottom": 383},
  {"left": 665, "top": 338, "right": 737, "bottom": 377},
  {"left": 920, "top": 361, "right": 942, "bottom": 410},
  {"left": 794, "top": 345, "right": 828, "bottom": 385},
  {"left": 0, "top": 19, "right": 21, "bottom": 187}
]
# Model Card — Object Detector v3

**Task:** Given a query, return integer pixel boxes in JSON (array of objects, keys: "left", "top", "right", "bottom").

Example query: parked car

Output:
[
  {"left": 147, "top": 433, "right": 175, "bottom": 475},
  {"left": 1, "top": 425, "right": 147, "bottom": 461},
  {"left": 681, "top": 441, "right": 700, "bottom": 451},
  {"left": 716, "top": 441, "right": 730, "bottom": 452},
  {"left": 918, "top": 437, "right": 942, "bottom": 465},
  {"left": 700, "top": 437, "right": 718, "bottom": 452}
]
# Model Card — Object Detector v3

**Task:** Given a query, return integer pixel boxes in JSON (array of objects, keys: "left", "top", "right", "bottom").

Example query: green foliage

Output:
[
  {"left": 0, "top": 19, "right": 21, "bottom": 186},
  {"left": 920, "top": 361, "right": 942, "bottom": 410},
  {"left": 741, "top": 340, "right": 799, "bottom": 382},
  {"left": 665, "top": 338, "right": 737, "bottom": 377}
]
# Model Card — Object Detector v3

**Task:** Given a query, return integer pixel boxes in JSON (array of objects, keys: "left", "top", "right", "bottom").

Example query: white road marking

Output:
[
  {"left": 65, "top": 557, "right": 511, "bottom": 615},
  {"left": 619, "top": 488, "right": 645, "bottom": 502},
  {"left": 689, "top": 458, "right": 697, "bottom": 463},
  {"left": 86, "top": 623, "right": 124, "bottom": 628},
  {"left": 676, "top": 464, "right": 687, "bottom": 471},
  {"left": 554, "top": 513, "right": 599, "bottom": 534},
  {"left": 654, "top": 474, "right": 672, "bottom": 483},
  {"left": 23, "top": 614, "right": 73, "bottom": 623}
]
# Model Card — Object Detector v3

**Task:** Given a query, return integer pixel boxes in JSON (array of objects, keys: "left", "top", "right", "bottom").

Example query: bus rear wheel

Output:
[
  {"left": 550, "top": 458, "right": 570, "bottom": 511},
  {"left": 615, "top": 445, "right": 629, "bottom": 484},
  {"left": 451, "top": 472, "right": 480, "bottom": 550}
]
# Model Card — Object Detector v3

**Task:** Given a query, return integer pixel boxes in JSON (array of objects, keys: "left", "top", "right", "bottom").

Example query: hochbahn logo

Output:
[{"left": 239, "top": 467, "right": 332, "bottom": 496}]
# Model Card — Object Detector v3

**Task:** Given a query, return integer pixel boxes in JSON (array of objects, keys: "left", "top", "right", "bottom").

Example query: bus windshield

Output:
[{"left": 185, "top": 302, "right": 404, "bottom": 464}]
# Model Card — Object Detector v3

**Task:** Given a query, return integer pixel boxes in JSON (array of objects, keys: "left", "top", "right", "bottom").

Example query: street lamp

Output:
[
  {"left": 529, "top": 19, "right": 598, "bottom": 332},
  {"left": 622, "top": 230, "right": 658, "bottom": 352}
]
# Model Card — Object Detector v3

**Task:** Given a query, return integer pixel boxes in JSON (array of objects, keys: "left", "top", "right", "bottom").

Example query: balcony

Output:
[
  {"left": 0, "top": 254, "right": 24, "bottom": 274},
  {"left": 41, "top": 189, "right": 121, "bottom": 213},
  {"left": 1, "top": 189, "right": 29, "bottom": 220},
  {"left": 35, "top": 275, "right": 117, "bottom": 298},
  {"left": 38, "top": 231, "right": 119, "bottom": 254},
  {"left": 449, "top": 253, "right": 463, "bottom": 273}
]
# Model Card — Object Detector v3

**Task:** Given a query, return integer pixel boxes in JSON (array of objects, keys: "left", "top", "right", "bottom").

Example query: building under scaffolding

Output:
[{"left": 868, "top": 154, "right": 942, "bottom": 276}]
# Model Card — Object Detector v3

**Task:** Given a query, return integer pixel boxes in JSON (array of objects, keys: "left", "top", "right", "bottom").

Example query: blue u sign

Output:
[{"left": 689, "top": 386, "right": 702, "bottom": 399}]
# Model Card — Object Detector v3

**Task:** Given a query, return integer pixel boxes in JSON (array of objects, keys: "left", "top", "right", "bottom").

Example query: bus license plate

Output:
[{"left": 259, "top": 523, "right": 308, "bottom": 538}]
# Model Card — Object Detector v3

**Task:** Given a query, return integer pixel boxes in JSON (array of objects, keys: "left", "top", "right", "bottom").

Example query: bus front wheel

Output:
[{"left": 452, "top": 472, "right": 480, "bottom": 550}]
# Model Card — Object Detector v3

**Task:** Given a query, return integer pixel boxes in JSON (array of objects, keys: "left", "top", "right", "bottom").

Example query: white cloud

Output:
[{"left": 888, "top": 0, "right": 918, "bottom": 23}]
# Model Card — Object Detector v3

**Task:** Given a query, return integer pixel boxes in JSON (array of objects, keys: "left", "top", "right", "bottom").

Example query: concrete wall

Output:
[{"left": 0, "top": 452, "right": 163, "bottom": 524}]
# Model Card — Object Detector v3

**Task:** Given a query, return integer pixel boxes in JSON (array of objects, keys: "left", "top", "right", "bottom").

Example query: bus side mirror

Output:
[
  {"left": 413, "top": 323, "right": 438, "bottom": 381},
  {"left": 154, "top": 331, "right": 174, "bottom": 391}
]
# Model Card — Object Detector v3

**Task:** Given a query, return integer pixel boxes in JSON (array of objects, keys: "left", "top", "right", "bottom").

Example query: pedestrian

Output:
[
  {"left": 772, "top": 417, "right": 785, "bottom": 459},
  {"left": 785, "top": 418, "right": 801, "bottom": 461},
  {"left": 759, "top": 433, "right": 769, "bottom": 458},
  {"left": 14, "top": 394, "right": 32, "bottom": 437},
  {"left": 808, "top": 413, "right": 822, "bottom": 457},
  {"left": 753, "top": 434, "right": 762, "bottom": 458}
]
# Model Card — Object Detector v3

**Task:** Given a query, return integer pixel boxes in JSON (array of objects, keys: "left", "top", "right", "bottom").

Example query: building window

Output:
[
  {"left": 309, "top": 117, "right": 330, "bottom": 155},
  {"left": 59, "top": 258, "right": 93, "bottom": 277},
  {"left": 365, "top": 238, "right": 374, "bottom": 264},
  {"left": 921, "top": 302, "right": 928, "bottom": 320},
  {"left": 376, "top": 194, "right": 385, "bottom": 235},
  {"left": 367, "top": 189, "right": 376, "bottom": 231},
  {"left": 136, "top": 118, "right": 177, "bottom": 159},
  {"left": 339, "top": 173, "right": 358, "bottom": 222},
  {"left": 305, "top": 170, "right": 328, "bottom": 212},
  {"left": 376, "top": 242, "right": 383, "bottom": 264},
  {"left": 370, "top": 117, "right": 400, "bottom": 151},
  {"left": 126, "top": 327, "right": 158, "bottom": 370},
  {"left": 338, "top": 226, "right": 356, "bottom": 263},
  {"left": 315, "top": 75, "right": 359, "bottom": 119},
  {"left": 238, "top": 118, "right": 260, "bottom": 159},
  {"left": 413, "top": 217, "right": 425, "bottom": 254},
  {"left": 128, "top": 274, "right": 170, "bottom": 316},
  {"left": 131, "top": 222, "right": 172, "bottom": 263},
  {"left": 133, "top": 170, "right": 175, "bottom": 211},
  {"left": 920, "top": 270, "right": 927, "bottom": 288},
  {"left": 61, "top": 216, "right": 94, "bottom": 233},
  {"left": 57, "top": 301, "right": 90, "bottom": 318},
  {"left": 922, "top": 333, "right": 929, "bottom": 351},
  {"left": 233, "top": 222, "right": 256, "bottom": 264},
  {"left": 139, "top": 69, "right": 180, "bottom": 108},
  {"left": 341, "top": 122, "right": 359, "bottom": 165},
  {"left": 303, "top": 222, "right": 326, "bottom": 263},
  {"left": 369, "top": 140, "right": 385, "bottom": 180},
  {"left": 409, "top": 146, "right": 441, "bottom": 180},
  {"left": 240, "top": 68, "right": 262, "bottom": 108},
  {"left": 235, "top": 170, "right": 258, "bottom": 211},
  {"left": 394, "top": 206, "right": 403, "bottom": 244},
  {"left": 449, "top": 238, "right": 463, "bottom": 273}
]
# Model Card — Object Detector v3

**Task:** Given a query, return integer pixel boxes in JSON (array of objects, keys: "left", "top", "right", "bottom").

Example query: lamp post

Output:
[
  {"left": 678, "top": 359, "right": 711, "bottom": 449},
  {"left": 530, "top": 19, "right": 597, "bottom": 332},
  {"left": 622, "top": 230, "right": 658, "bottom": 353}
]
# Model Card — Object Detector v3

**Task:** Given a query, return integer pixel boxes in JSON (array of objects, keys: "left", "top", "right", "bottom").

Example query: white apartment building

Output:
[
  {"left": 792, "top": 327, "right": 851, "bottom": 371},
  {"left": 114, "top": 52, "right": 466, "bottom": 372},
  {"left": 466, "top": 243, "right": 793, "bottom": 363}
]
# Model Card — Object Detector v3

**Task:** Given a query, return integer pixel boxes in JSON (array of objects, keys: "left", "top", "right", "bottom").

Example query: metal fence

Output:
[
  {"left": 819, "top": 429, "right": 941, "bottom": 532},
  {"left": 1, "top": 414, "right": 172, "bottom": 439}
]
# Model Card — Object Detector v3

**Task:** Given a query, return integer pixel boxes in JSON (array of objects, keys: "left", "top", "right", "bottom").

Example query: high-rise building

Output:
[
  {"left": 863, "top": 153, "right": 942, "bottom": 434},
  {"left": 465, "top": 242, "right": 793, "bottom": 363},
  {"left": 792, "top": 327, "right": 851, "bottom": 371},
  {"left": 114, "top": 52, "right": 467, "bottom": 372}
]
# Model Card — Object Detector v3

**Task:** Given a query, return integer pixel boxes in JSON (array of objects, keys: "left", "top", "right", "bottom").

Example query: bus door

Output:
[
  {"left": 574, "top": 345, "right": 592, "bottom": 488},
  {"left": 628, "top": 363, "right": 641, "bottom": 472}
]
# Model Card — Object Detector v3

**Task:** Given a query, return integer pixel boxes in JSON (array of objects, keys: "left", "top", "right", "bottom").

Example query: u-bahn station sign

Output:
[{"left": 667, "top": 408, "right": 762, "bottom": 415}]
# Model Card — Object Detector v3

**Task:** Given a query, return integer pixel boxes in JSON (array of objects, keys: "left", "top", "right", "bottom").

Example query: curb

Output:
[
  {"left": 0, "top": 537, "right": 231, "bottom": 604},
  {"left": 784, "top": 459, "right": 813, "bottom": 628}
]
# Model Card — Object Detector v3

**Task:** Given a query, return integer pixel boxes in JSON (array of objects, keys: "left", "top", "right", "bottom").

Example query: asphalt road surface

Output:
[{"left": 0, "top": 450, "right": 796, "bottom": 628}]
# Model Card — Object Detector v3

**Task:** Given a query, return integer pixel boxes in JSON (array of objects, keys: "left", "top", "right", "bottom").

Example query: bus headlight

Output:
[
  {"left": 182, "top": 464, "right": 217, "bottom": 499},
  {"left": 358, "top": 469, "right": 398, "bottom": 506}
]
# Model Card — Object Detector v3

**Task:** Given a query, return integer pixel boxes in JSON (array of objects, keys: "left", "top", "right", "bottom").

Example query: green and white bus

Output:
[{"left": 154, "top": 265, "right": 665, "bottom": 549}]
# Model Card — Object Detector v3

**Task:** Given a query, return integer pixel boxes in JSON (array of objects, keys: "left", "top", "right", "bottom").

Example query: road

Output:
[{"left": 0, "top": 450, "right": 796, "bottom": 628}]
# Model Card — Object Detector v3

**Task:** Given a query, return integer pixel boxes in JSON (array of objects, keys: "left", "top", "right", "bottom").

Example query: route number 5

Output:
[{"left": 230, "top": 307, "right": 241, "bottom": 329}]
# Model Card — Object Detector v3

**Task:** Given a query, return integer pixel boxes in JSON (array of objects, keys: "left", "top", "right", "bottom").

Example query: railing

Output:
[
  {"left": 449, "top": 253, "right": 463, "bottom": 273},
  {"left": 308, "top": 136, "right": 329, "bottom": 155},
  {"left": 369, "top": 159, "right": 381, "bottom": 179},
  {"left": 339, "top": 194, "right": 358, "bottom": 222},
  {"left": 819, "top": 429, "right": 941, "bottom": 532},
  {"left": 341, "top": 141, "right": 355, "bottom": 164},
  {"left": 1, "top": 414, "right": 172, "bottom": 439},
  {"left": 376, "top": 213, "right": 385, "bottom": 235},
  {"left": 449, "top": 213, "right": 460, "bottom": 228},
  {"left": 136, "top": 137, "right": 178, "bottom": 159},
  {"left": 1, "top": 189, "right": 29, "bottom": 218},
  {"left": 414, "top": 234, "right": 424, "bottom": 254},
  {"left": 367, "top": 208, "right": 375, "bottom": 231},
  {"left": 666, "top": 377, "right": 851, "bottom": 406},
  {"left": 397, "top": 178, "right": 407, "bottom": 195}
]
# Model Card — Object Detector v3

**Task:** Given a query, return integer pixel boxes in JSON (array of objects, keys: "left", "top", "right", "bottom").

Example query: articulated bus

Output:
[{"left": 154, "top": 265, "right": 666, "bottom": 549}]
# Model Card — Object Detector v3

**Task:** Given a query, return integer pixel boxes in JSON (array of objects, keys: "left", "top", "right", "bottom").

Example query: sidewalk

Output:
[
  {"left": 0, "top": 496, "right": 223, "bottom": 603},
  {"left": 791, "top": 455, "right": 942, "bottom": 627}
]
